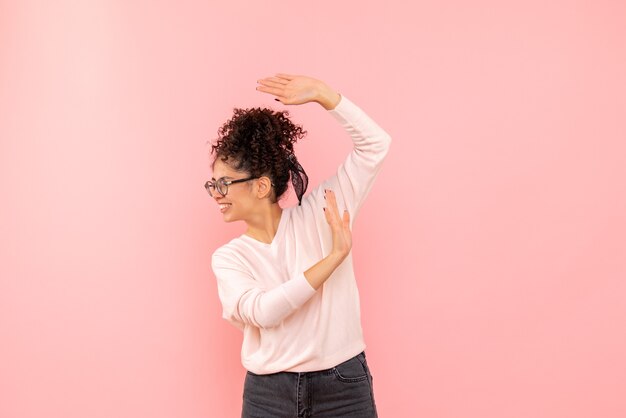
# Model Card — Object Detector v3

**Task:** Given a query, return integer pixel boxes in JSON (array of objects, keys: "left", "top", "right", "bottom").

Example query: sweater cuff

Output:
[
  {"left": 327, "top": 95, "right": 363, "bottom": 126},
  {"left": 280, "top": 272, "right": 317, "bottom": 309}
]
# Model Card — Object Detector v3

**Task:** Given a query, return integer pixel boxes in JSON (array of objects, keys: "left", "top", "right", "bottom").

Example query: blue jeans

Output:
[{"left": 242, "top": 351, "right": 378, "bottom": 418}]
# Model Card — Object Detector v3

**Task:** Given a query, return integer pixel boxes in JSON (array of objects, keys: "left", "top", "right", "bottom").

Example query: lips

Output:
[{"left": 218, "top": 203, "right": 231, "bottom": 213}]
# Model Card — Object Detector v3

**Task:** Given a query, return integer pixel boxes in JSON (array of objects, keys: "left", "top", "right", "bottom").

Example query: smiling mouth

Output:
[{"left": 219, "top": 203, "right": 231, "bottom": 213}]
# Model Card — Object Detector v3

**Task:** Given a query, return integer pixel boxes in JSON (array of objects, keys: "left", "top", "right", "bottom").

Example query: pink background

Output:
[{"left": 1, "top": 1, "right": 625, "bottom": 417}]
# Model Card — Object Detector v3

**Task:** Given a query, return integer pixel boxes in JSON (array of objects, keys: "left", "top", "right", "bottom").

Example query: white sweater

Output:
[{"left": 211, "top": 95, "right": 391, "bottom": 374}]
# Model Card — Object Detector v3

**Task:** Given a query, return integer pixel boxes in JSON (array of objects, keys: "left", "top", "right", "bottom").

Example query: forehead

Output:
[{"left": 212, "top": 158, "right": 244, "bottom": 179}]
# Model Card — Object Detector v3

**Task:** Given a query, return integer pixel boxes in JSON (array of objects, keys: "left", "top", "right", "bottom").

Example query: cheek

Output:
[
  {"left": 233, "top": 184, "right": 255, "bottom": 201},
  {"left": 226, "top": 193, "right": 250, "bottom": 212}
]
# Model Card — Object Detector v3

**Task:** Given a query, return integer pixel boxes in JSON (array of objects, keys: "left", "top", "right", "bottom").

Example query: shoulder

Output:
[
  {"left": 284, "top": 191, "right": 325, "bottom": 225},
  {"left": 211, "top": 237, "right": 248, "bottom": 268}
]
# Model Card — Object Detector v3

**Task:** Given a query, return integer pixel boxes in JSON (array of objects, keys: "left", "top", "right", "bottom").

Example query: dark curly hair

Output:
[{"left": 211, "top": 107, "right": 309, "bottom": 205}]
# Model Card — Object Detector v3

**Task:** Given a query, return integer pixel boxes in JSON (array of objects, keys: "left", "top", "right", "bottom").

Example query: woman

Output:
[{"left": 207, "top": 73, "right": 391, "bottom": 417}]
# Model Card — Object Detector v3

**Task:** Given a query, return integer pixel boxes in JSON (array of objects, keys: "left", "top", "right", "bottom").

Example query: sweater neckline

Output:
[{"left": 240, "top": 208, "right": 288, "bottom": 248}]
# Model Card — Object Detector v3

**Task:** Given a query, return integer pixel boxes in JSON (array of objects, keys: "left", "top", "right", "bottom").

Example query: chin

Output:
[{"left": 221, "top": 212, "right": 239, "bottom": 223}]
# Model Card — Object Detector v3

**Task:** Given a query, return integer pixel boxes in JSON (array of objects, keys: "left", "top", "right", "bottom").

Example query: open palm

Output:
[
  {"left": 323, "top": 189, "right": 352, "bottom": 258},
  {"left": 256, "top": 73, "right": 327, "bottom": 106}
]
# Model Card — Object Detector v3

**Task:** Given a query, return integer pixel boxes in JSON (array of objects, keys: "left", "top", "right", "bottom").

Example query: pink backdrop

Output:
[{"left": 1, "top": 1, "right": 625, "bottom": 417}]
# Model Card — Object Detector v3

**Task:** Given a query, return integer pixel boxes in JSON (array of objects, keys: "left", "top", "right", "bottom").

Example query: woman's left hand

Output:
[
  {"left": 256, "top": 74, "right": 341, "bottom": 110},
  {"left": 323, "top": 189, "right": 352, "bottom": 260}
]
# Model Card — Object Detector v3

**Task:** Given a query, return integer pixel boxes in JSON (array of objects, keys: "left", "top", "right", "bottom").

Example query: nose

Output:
[{"left": 213, "top": 192, "right": 225, "bottom": 203}]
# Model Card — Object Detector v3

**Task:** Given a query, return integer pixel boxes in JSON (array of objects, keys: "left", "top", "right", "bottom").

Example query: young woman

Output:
[{"left": 207, "top": 73, "right": 391, "bottom": 417}]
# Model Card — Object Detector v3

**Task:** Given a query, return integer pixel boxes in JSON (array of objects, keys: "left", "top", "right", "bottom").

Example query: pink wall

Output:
[{"left": 1, "top": 1, "right": 625, "bottom": 417}]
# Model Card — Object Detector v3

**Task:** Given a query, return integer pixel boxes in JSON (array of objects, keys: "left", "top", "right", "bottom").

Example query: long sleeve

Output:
[
  {"left": 313, "top": 95, "right": 392, "bottom": 223},
  {"left": 210, "top": 95, "right": 391, "bottom": 374},
  {"left": 212, "top": 250, "right": 317, "bottom": 330}
]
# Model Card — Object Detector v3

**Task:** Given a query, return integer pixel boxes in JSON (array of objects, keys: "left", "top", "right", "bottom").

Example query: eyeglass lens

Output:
[{"left": 206, "top": 179, "right": 228, "bottom": 197}]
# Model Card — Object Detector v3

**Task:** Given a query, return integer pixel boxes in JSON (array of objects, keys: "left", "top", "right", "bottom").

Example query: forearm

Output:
[
  {"left": 213, "top": 253, "right": 318, "bottom": 330},
  {"left": 329, "top": 96, "right": 391, "bottom": 156},
  {"left": 304, "top": 252, "right": 346, "bottom": 290},
  {"left": 232, "top": 256, "right": 343, "bottom": 327},
  {"left": 235, "top": 274, "right": 314, "bottom": 329}
]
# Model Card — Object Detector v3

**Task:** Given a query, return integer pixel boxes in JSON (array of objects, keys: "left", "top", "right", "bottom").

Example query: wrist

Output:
[
  {"left": 316, "top": 85, "right": 341, "bottom": 110},
  {"left": 327, "top": 250, "right": 348, "bottom": 266}
]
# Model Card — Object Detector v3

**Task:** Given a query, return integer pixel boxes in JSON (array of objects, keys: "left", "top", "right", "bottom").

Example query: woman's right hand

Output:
[{"left": 323, "top": 189, "right": 352, "bottom": 260}]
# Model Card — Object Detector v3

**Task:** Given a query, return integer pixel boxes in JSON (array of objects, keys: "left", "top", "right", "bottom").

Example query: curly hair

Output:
[{"left": 211, "top": 107, "right": 309, "bottom": 204}]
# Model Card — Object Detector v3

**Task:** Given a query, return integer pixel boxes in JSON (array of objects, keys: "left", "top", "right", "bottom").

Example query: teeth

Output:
[{"left": 219, "top": 204, "right": 231, "bottom": 210}]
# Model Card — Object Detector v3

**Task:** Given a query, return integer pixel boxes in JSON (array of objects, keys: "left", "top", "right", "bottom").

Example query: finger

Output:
[
  {"left": 323, "top": 206, "right": 332, "bottom": 223},
  {"left": 267, "top": 76, "right": 289, "bottom": 85},
  {"left": 257, "top": 78, "right": 287, "bottom": 88},
  {"left": 323, "top": 204, "right": 339, "bottom": 225},
  {"left": 325, "top": 190, "right": 339, "bottom": 215},
  {"left": 325, "top": 189, "right": 338, "bottom": 209},
  {"left": 324, "top": 189, "right": 339, "bottom": 221},
  {"left": 342, "top": 209, "right": 350, "bottom": 228},
  {"left": 255, "top": 85, "right": 287, "bottom": 98},
  {"left": 275, "top": 73, "right": 296, "bottom": 81}
]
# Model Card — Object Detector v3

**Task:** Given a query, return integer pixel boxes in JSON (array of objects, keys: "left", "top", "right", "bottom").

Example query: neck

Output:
[{"left": 245, "top": 203, "right": 283, "bottom": 244}]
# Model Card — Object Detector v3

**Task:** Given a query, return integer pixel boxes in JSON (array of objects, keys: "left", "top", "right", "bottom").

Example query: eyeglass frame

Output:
[{"left": 204, "top": 176, "right": 259, "bottom": 197}]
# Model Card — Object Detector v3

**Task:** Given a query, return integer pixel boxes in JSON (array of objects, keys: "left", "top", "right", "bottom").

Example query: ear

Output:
[{"left": 256, "top": 176, "right": 274, "bottom": 199}]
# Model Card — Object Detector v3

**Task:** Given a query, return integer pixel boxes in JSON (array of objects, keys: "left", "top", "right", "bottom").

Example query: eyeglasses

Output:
[{"left": 204, "top": 176, "right": 258, "bottom": 197}]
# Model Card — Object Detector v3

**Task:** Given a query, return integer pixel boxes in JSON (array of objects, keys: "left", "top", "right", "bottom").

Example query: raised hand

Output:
[
  {"left": 302, "top": 189, "right": 352, "bottom": 290},
  {"left": 256, "top": 73, "right": 341, "bottom": 110},
  {"left": 323, "top": 189, "right": 352, "bottom": 259}
]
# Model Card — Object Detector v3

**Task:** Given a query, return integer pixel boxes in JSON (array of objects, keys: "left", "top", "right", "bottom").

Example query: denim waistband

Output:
[{"left": 248, "top": 351, "right": 366, "bottom": 377}]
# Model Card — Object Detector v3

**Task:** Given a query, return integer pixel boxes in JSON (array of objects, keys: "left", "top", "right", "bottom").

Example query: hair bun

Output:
[{"left": 211, "top": 106, "right": 308, "bottom": 204}]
